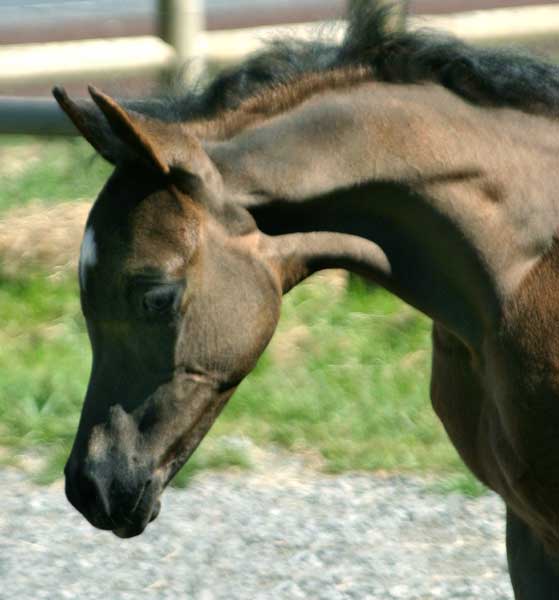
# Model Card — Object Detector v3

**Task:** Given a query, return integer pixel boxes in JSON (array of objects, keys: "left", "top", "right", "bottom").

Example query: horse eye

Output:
[{"left": 142, "top": 286, "right": 179, "bottom": 316}]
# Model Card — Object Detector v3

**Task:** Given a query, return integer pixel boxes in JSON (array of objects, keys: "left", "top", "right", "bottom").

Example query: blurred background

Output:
[{"left": 1, "top": 0, "right": 558, "bottom": 491}]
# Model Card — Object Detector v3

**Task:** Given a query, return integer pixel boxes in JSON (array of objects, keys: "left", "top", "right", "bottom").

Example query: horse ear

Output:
[
  {"left": 87, "top": 86, "right": 170, "bottom": 174},
  {"left": 54, "top": 85, "right": 161, "bottom": 168},
  {"left": 52, "top": 86, "right": 122, "bottom": 163},
  {"left": 87, "top": 86, "right": 223, "bottom": 198},
  {"left": 54, "top": 86, "right": 222, "bottom": 200}
]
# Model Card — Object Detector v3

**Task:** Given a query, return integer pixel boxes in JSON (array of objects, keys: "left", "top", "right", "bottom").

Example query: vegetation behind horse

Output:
[{"left": 0, "top": 147, "right": 453, "bottom": 488}]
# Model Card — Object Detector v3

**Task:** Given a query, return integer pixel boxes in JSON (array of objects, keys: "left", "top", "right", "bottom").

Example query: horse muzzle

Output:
[
  {"left": 64, "top": 448, "right": 163, "bottom": 539},
  {"left": 64, "top": 376, "right": 232, "bottom": 536}
]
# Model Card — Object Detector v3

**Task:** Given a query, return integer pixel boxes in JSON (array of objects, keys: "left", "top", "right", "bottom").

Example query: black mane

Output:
[{"left": 141, "top": 2, "right": 559, "bottom": 121}]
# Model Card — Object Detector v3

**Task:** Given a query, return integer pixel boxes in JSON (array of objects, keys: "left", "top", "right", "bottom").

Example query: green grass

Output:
[
  {"left": 0, "top": 138, "right": 485, "bottom": 495},
  {"left": 0, "top": 268, "right": 481, "bottom": 494},
  {"left": 0, "top": 136, "right": 111, "bottom": 213}
]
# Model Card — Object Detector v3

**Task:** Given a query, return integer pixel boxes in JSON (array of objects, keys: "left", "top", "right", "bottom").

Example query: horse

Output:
[{"left": 53, "top": 4, "right": 559, "bottom": 597}]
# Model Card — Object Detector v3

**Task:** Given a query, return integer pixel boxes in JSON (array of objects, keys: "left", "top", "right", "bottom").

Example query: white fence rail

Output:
[
  {"left": 1, "top": 3, "right": 559, "bottom": 136},
  {"left": 0, "top": 37, "right": 176, "bottom": 87},
  {"left": 418, "top": 3, "right": 559, "bottom": 43}
]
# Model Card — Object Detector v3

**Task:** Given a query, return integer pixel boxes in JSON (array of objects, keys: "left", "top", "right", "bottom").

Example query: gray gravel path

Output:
[{"left": 0, "top": 455, "right": 512, "bottom": 600}]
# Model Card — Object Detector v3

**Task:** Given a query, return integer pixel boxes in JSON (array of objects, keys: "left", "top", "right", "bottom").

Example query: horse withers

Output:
[{"left": 54, "top": 5, "right": 559, "bottom": 597}]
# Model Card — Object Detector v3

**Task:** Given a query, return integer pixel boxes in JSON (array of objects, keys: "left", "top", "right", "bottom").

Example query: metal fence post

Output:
[
  {"left": 400, "top": 0, "right": 411, "bottom": 29},
  {"left": 158, "top": 0, "right": 206, "bottom": 85},
  {"left": 0, "top": 97, "right": 78, "bottom": 136}
]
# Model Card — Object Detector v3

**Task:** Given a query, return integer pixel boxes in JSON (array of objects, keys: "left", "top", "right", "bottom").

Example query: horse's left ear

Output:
[{"left": 87, "top": 86, "right": 222, "bottom": 198}]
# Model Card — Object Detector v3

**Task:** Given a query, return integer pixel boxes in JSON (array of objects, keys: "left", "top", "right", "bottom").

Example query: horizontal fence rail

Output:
[
  {"left": 0, "top": 36, "right": 176, "bottom": 86},
  {"left": 0, "top": 97, "right": 77, "bottom": 136},
  {"left": 2, "top": 4, "right": 559, "bottom": 136},
  {"left": 418, "top": 3, "right": 559, "bottom": 43}
]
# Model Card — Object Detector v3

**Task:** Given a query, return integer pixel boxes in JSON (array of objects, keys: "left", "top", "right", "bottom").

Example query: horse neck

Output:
[
  {"left": 207, "top": 82, "right": 559, "bottom": 349},
  {"left": 210, "top": 81, "right": 502, "bottom": 202}
]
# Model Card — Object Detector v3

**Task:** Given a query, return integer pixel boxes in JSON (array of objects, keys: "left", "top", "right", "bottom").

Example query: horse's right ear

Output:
[{"left": 52, "top": 86, "right": 122, "bottom": 164}]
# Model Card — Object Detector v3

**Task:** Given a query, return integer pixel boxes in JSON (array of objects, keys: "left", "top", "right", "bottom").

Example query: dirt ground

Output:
[{"left": 0, "top": 201, "right": 90, "bottom": 275}]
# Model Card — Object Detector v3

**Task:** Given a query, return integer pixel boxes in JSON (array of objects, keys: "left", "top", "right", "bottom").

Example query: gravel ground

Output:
[{"left": 0, "top": 454, "right": 513, "bottom": 600}]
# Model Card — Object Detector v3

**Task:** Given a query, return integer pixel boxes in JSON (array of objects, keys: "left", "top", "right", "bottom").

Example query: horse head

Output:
[{"left": 53, "top": 87, "right": 303, "bottom": 537}]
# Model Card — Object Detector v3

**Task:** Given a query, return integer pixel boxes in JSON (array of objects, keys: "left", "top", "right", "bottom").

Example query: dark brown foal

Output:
[{"left": 53, "top": 4, "right": 559, "bottom": 597}]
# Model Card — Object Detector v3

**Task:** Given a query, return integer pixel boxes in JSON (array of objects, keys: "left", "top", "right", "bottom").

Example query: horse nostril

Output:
[
  {"left": 67, "top": 464, "right": 114, "bottom": 525},
  {"left": 88, "top": 473, "right": 112, "bottom": 521},
  {"left": 65, "top": 465, "right": 104, "bottom": 524}
]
